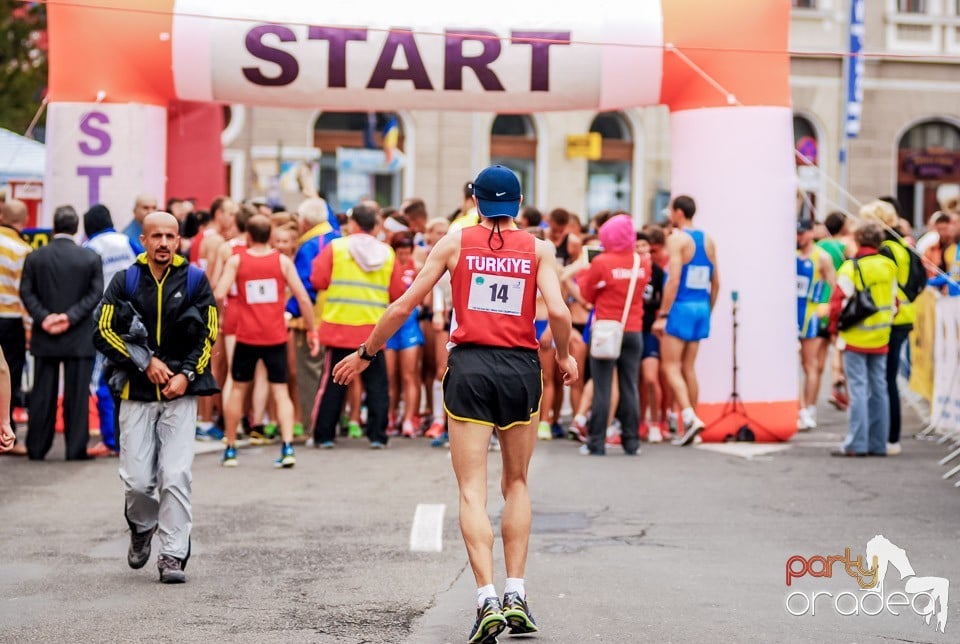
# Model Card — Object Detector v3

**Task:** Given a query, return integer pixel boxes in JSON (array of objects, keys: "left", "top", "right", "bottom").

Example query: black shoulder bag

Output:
[{"left": 837, "top": 259, "right": 879, "bottom": 331}]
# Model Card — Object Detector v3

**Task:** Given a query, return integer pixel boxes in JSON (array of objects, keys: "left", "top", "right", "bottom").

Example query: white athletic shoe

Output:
[
  {"left": 647, "top": 423, "right": 663, "bottom": 443},
  {"left": 672, "top": 416, "right": 705, "bottom": 446},
  {"left": 886, "top": 442, "right": 902, "bottom": 456},
  {"left": 797, "top": 408, "right": 817, "bottom": 432}
]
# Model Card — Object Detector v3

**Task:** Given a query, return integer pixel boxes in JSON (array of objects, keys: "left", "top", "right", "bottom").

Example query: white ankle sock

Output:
[
  {"left": 504, "top": 578, "right": 525, "bottom": 599},
  {"left": 806, "top": 405, "right": 817, "bottom": 420},
  {"left": 681, "top": 407, "right": 696, "bottom": 424},
  {"left": 477, "top": 584, "right": 498, "bottom": 607}
]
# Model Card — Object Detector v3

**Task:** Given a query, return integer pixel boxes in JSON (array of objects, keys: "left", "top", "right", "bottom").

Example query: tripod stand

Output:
[{"left": 706, "top": 290, "right": 770, "bottom": 441}]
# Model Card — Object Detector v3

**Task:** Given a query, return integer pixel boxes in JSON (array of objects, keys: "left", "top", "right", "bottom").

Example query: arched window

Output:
[
  {"left": 897, "top": 119, "right": 960, "bottom": 228},
  {"left": 587, "top": 112, "right": 633, "bottom": 216},
  {"left": 793, "top": 114, "right": 820, "bottom": 222},
  {"left": 313, "top": 111, "right": 404, "bottom": 212},
  {"left": 490, "top": 115, "right": 537, "bottom": 205}
]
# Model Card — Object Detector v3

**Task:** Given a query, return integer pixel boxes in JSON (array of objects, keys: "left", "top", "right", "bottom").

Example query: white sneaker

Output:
[
  {"left": 797, "top": 408, "right": 816, "bottom": 432},
  {"left": 672, "top": 416, "right": 705, "bottom": 446},
  {"left": 647, "top": 423, "right": 663, "bottom": 443},
  {"left": 886, "top": 442, "right": 901, "bottom": 456}
]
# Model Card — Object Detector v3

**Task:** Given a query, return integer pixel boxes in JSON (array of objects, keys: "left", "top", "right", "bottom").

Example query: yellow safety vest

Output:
[
  {"left": 880, "top": 239, "right": 915, "bottom": 327},
  {"left": 838, "top": 253, "right": 897, "bottom": 350},
  {"left": 321, "top": 237, "right": 395, "bottom": 326},
  {"left": 946, "top": 243, "right": 960, "bottom": 281}
]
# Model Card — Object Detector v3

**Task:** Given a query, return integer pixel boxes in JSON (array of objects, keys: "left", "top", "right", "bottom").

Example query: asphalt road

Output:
[{"left": 1, "top": 397, "right": 958, "bottom": 644}]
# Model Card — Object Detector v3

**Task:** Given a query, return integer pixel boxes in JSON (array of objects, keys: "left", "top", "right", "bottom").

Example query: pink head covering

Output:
[{"left": 599, "top": 214, "right": 636, "bottom": 253}]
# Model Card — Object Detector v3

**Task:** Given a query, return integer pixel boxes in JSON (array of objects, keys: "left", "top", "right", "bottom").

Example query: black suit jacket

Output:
[{"left": 20, "top": 236, "right": 103, "bottom": 358}]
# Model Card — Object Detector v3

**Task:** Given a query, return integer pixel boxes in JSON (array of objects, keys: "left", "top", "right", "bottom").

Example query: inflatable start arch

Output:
[{"left": 45, "top": 0, "right": 798, "bottom": 441}]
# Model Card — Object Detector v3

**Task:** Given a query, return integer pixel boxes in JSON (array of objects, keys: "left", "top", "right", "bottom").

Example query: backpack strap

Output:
[
  {"left": 124, "top": 264, "right": 141, "bottom": 299},
  {"left": 126, "top": 263, "right": 205, "bottom": 301},
  {"left": 185, "top": 264, "right": 205, "bottom": 302}
]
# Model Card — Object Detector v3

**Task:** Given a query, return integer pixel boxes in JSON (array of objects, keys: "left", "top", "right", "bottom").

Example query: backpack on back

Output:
[{"left": 879, "top": 240, "right": 926, "bottom": 303}]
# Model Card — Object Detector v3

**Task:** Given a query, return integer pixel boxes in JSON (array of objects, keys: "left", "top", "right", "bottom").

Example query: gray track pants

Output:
[{"left": 118, "top": 396, "right": 197, "bottom": 560}]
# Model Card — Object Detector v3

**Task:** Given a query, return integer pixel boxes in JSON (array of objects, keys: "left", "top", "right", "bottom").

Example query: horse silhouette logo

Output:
[
  {"left": 785, "top": 535, "right": 950, "bottom": 633},
  {"left": 865, "top": 535, "right": 949, "bottom": 633}
]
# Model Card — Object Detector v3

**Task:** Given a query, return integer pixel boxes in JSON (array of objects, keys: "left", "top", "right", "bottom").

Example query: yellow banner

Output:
[{"left": 909, "top": 289, "right": 936, "bottom": 401}]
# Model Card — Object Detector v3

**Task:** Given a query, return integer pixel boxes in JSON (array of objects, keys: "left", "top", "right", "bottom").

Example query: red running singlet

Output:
[
  {"left": 221, "top": 237, "right": 247, "bottom": 336},
  {"left": 450, "top": 225, "right": 539, "bottom": 351},
  {"left": 233, "top": 249, "right": 288, "bottom": 346},
  {"left": 188, "top": 227, "right": 215, "bottom": 270}
]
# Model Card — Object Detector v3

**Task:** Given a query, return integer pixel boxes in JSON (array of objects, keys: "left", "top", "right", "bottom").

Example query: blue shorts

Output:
[
  {"left": 798, "top": 302, "right": 821, "bottom": 340},
  {"left": 665, "top": 300, "right": 711, "bottom": 342},
  {"left": 534, "top": 319, "right": 549, "bottom": 342},
  {"left": 641, "top": 332, "right": 660, "bottom": 360},
  {"left": 386, "top": 310, "right": 425, "bottom": 351}
]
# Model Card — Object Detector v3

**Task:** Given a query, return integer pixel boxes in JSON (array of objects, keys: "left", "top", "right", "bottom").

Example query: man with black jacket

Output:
[
  {"left": 20, "top": 206, "right": 103, "bottom": 460},
  {"left": 94, "top": 212, "right": 219, "bottom": 584}
]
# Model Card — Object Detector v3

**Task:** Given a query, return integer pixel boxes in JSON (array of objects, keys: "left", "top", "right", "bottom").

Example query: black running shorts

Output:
[
  {"left": 232, "top": 342, "right": 288, "bottom": 383},
  {"left": 443, "top": 344, "right": 542, "bottom": 430}
]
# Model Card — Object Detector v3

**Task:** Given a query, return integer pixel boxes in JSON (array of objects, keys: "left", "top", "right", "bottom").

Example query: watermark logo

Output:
[{"left": 784, "top": 535, "right": 950, "bottom": 633}]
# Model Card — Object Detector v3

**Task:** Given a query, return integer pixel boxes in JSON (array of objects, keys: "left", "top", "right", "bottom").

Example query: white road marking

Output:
[
  {"left": 410, "top": 503, "right": 446, "bottom": 552},
  {"left": 791, "top": 441, "right": 843, "bottom": 448},
  {"left": 694, "top": 443, "right": 792, "bottom": 459}
]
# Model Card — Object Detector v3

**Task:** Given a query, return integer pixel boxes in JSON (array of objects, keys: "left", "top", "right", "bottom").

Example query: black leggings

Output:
[{"left": 885, "top": 325, "right": 911, "bottom": 444}]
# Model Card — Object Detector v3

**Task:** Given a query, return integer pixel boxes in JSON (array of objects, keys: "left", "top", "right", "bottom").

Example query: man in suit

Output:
[{"left": 20, "top": 206, "right": 103, "bottom": 460}]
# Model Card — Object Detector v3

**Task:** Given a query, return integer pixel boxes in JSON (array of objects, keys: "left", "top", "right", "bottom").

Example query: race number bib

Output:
[
  {"left": 246, "top": 278, "right": 279, "bottom": 304},
  {"left": 797, "top": 274, "right": 811, "bottom": 298},
  {"left": 467, "top": 273, "right": 524, "bottom": 316},
  {"left": 684, "top": 265, "right": 711, "bottom": 290}
]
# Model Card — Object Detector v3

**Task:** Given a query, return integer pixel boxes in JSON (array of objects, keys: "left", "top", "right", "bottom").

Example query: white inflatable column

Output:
[
  {"left": 43, "top": 102, "right": 167, "bottom": 229},
  {"left": 670, "top": 106, "right": 798, "bottom": 440}
]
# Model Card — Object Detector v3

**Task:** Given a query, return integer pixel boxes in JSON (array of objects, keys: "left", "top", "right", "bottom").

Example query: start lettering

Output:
[
  {"left": 242, "top": 25, "right": 571, "bottom": 92},
  {"left": 465, "top": 255, "right": 532, "bottom": 275}
]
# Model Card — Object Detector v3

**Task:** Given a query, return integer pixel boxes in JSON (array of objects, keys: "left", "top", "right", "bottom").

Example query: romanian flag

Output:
[{"left": 382, "top": 116, "right": 399, "bottom": 164}]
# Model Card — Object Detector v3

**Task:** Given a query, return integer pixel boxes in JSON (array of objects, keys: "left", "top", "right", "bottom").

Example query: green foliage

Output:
[{"left": 0, "top": 1, "right": 47, "bottom": 136}]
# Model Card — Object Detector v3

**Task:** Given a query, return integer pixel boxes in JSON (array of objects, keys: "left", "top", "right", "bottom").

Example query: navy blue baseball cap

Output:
[{"left": 473, "top": 165, "right": 522, "bottom": 218}]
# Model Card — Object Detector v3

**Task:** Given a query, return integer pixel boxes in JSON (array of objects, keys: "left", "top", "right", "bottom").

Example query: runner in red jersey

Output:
[
  {"left": 214, "top": 216, "right": 319, "bottom": 469},
  {"left": 333, "top": 165, "right": 577, "bottom": 643}
]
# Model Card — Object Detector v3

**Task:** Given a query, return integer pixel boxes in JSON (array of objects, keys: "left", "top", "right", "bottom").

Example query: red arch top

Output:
[
  {"left": 47, "top": 0, "right": 174, "bottom": 104},
  {"left": 660, "top": 0, "right": 791, "bottom": 111}
]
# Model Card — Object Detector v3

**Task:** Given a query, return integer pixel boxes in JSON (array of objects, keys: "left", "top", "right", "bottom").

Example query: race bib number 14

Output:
[{"left": 467, "top": 273, "right": 524, "bottom": 316}]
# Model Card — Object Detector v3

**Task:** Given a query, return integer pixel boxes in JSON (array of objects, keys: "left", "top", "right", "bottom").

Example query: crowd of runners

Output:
[
  {"left": 4, "top": 164, "right": 956, "bottom": 640},
  {"left": 155, "top": 182, "right": 719, "bottom": 467}
]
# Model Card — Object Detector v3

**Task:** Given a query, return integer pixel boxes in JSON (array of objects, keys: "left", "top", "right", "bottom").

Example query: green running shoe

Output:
[
  {"left": 468, "top": 597, "right": 506, "bottom": 643},
  {"left": 347, "top": 421, "right": 364, "bottom": 439},
  {"left": 502, "top": 592, "right": 538, "bottom": 634}
]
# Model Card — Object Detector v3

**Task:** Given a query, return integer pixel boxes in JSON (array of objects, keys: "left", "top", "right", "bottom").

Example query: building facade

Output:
[{"left": 220, "top": 1, "right": 960, "bottom": 230}]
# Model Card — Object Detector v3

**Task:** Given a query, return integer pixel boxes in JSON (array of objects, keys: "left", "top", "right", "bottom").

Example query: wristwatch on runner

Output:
[
  {"left": 358, "top": 343, "right": 377, "bottom": 361},
  {"left": 181, "top": 369, "right": 196, "bottom": 382}
]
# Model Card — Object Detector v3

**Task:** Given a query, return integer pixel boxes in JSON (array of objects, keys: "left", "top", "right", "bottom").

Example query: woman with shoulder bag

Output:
[
  {"left": 827, "top": 221, "right": 898, "bottom": 458},
  {"left": 578, "top": 214, "right": 651, "bottom": 455}
]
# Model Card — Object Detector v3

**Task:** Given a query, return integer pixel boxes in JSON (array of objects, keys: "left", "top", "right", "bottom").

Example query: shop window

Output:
[
  {"left": 586, "top": 112, "right": 633, "bottom": 216},
  {"left": 490, "top": 115, "right": 537, "bottom": 205},
  {"left": 897, "top": 119, "right": 960, "bottom": 228},
  {"left": 313, "top": 111, "right": 404, "bottom": 212}
]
